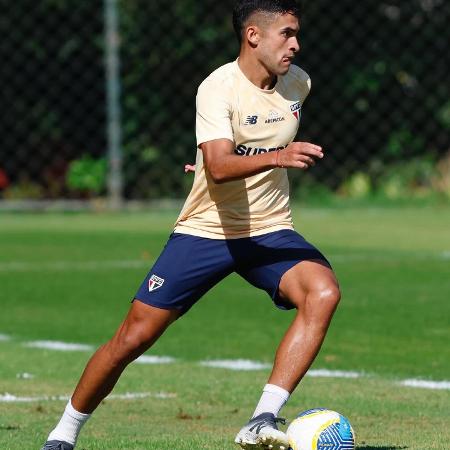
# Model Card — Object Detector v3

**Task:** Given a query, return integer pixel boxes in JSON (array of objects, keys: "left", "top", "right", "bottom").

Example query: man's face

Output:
[{"left": 254, "top": 12, "right": 300, "bottom": 76}]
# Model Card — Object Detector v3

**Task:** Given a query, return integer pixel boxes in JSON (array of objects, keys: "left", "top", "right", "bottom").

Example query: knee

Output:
[
  {"left": 106, "top": 325, "right": 152, "bottom": 367},
  {"left": 317, "top": 283, "right": 341, "bottom": 310},
  {"left": 305, "top": 283, "right": 341, "bottom": 329},
  {"left": 289, "top": 281, "right": 341, "bottom": 312}
]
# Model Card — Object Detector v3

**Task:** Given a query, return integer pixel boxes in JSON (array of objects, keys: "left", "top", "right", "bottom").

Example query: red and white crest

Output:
[
  {"left": 148, "top": 274, "right": 164, "bottom": 292},
  {"left": 290, "top": 101, "right": 302, "bottom": 120}
]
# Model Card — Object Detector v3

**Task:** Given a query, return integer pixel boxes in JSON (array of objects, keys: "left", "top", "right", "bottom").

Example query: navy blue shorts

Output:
[{"left": 134, "top": 229, "right": 328, "bottom": 314}]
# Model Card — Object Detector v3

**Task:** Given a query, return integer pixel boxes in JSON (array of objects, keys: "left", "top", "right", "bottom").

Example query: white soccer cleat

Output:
[{"left": 235, "top": 412, "right": 289, "bottom": 450}]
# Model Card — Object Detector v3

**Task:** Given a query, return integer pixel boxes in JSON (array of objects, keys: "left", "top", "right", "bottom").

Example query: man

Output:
[{"left": 41, "top": 1, "right": 341, "bottom": 449}]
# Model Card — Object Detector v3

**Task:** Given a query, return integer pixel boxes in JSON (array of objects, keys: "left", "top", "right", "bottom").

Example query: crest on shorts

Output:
[{"left": 148, "top": 274, "right": 164, "bottom": 292}]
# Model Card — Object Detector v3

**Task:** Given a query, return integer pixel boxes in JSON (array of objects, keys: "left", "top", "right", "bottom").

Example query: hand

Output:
[
  {"left": 184, "top": 164, "right": 196, "bottom": 173},
  {"left": 277, "top": 142, "right": 324, "bottom": 169}
]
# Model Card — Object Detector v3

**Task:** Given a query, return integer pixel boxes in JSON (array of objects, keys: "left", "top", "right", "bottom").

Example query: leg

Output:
[
  {"left": 236, "top": 260, "right": 339, "bottom": 449},
  {"left": 43, "top": 233, "right": 234, "bottom": 449},
  {"left": 268, "top": 259, "right": 341, "bottom": 392},
  {"left": 72, "top": 300, "right": 179, "bottom": 413},
  {"left": 42, "top": 301, "right": 179, "bottom": 449}
]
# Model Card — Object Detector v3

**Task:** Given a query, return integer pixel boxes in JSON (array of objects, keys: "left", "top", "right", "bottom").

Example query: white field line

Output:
[
  {"left": 0, "top": 259, "right": 150, "bottom": 272},
  {"left": 135, "top": 355, "right": 177, "bottom": 364},
  {"left": 199, "top": 361, "right": 364, "bottom": 378},
  {"left": 0, "top": 333, "right": 12, "bottom": 341},
  {"left": 24, "top": 340, "right": 94, "bottom": 352},
  {"left": 7, "top": 338, "right": 450, "bottom": 391},
  {"left": 307, "top": 369, "right": 362, "bottom": 379},
  {"left": 3, "top": 377, "right": 449, "bottom": 404},
  {"left": 1, "top": 251, "right": 449, "bottom": 273},
  {"left": 0, "top": 391, "right": 176, "bottom": 403},
  {"left": 200, "top": 359, "right": 271, "bottom": 371},
  {"left": 399, "top": 379, "right": 450, "bottom": 390},
  {"left": 23, "top": 340, "right": 176, "bottom": 363},
  {"left": 3, "top": 379, "right": 449, "bottom": 404},
  {"left": 16, "top": 372, "right": 35, "bottom": 379}
]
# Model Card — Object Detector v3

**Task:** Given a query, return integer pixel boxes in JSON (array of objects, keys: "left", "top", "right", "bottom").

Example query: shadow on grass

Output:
[{"left": 357, "top": 447, "right": 408, "bottom": 450}]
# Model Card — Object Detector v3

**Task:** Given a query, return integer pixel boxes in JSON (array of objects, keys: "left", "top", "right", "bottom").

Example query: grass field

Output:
[{"left": 1, "top": 206, "right": 449, "bottom": 450}]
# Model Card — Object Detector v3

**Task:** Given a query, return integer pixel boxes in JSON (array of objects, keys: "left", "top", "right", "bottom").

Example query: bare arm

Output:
[{"left": 201, "top": 139, "right": 324, "bottom": 184}]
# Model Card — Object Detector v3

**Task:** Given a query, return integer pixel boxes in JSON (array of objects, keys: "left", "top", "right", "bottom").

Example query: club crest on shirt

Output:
[
  {"left": 148, "top": 274, "right": 164, "bottom": 292},
  {"left": 290, "top": 101, "right": 302, "bottom": 120}
]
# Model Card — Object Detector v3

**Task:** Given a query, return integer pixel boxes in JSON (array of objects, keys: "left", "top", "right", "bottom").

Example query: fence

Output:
[{"left": 1, "top": 0, "right": 449, "bottom": 206}]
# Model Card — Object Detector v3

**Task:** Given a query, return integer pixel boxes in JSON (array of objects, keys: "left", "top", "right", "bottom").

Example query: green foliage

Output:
[
  {"left": 2, "top": 177, "right": 44, "bottom": 200},
  {"left": 432, "top": 152, "right": 450, "bottom": 199},
  {"left": 2, "top": 0, "right": 449, "bottom": 199},
  {"left": 437, "top": 101, "right": 450, "bottom": 130},
  {"left": 377, "top": 156, "right": 436, "bottom": 199},
  {"left": 335, "top": 157, "right": 449, "bottom": 203},
  {"left": 339, "top": 172, "right": 372, "bottom": 199},
  {"left": 118, "top": 0, "right": 237, "bottom": 198},
  {"left": 66, "top": 155, "right": 107, "bottom": 195},
  {"left": 292, "top": 172, "right": 335, "bottom": 203},
  {"left": 384, "top": 128, "right": 425, "bottom": 158}
]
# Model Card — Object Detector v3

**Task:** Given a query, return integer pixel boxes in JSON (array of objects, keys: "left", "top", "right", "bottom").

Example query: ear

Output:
[{"left": 245, "top": 25, "right": 261, "bottom": 46}]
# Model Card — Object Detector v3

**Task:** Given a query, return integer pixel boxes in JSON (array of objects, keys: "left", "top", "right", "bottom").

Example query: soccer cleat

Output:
[
  {"left": 235, "top": 412, "right": 289, "bottom": 449},
  {"left": 40, "top": 440, "right": 74, "bottom": 450}
]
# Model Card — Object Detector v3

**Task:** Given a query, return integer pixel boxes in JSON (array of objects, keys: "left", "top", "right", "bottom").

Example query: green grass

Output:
[{"left": 1, "top": 206, "right": 449, "bottom": 449}]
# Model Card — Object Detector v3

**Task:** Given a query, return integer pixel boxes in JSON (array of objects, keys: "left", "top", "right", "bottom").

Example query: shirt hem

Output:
[{"left": 172, "top": 223, "right": 294, "bottom": 240}]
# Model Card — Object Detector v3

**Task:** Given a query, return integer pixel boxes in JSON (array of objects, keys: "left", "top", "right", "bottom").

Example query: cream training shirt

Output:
[{"left": 174, "top": 60, "right": 311, "bottom": 239}]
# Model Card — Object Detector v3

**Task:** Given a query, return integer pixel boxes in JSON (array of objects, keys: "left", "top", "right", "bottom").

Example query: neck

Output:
[{"left": 237, "top": 49, "right": 277, "bottom": 90}]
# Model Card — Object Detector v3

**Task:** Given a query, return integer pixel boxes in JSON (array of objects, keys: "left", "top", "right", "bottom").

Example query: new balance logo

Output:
[
  {"left": 148, "top": 274, "right": 164, "bottom": 292},
  {"left": 244, "top": 115, "right": 258, "bottom": 125}
]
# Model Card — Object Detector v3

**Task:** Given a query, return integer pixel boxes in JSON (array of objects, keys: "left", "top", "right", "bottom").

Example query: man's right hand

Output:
[{"left": 277, "top": 142, "right": 324, "bottom": 169}]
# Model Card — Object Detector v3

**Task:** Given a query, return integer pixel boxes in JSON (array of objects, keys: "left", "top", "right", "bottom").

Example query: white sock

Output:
[
  {"left": 252, "top": 383, "right": 290, "bottom": 418},
  {"left": 47, "top": 400, "right": 91, "bottom": 446}
]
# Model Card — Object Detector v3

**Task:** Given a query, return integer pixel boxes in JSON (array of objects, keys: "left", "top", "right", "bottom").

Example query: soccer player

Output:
[{"left": 41, "top": 1, "right": 341, "bottom": 449}]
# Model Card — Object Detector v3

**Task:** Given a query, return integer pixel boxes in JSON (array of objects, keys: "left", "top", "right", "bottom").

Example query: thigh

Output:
[
  {"left": 236, "top": 229, "right": 330, "bottom": 310},
  {"left": 134, "top": 233, "right": 234, "bottom": 314}
]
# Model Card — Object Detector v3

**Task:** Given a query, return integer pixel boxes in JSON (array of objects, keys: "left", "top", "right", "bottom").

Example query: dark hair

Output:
[{"left": 232, "top": 0, "right": 302, "bottom": 44}]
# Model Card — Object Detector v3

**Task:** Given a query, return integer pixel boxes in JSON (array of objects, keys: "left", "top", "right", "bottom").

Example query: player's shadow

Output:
[{"left": 357, "top": 446, "right": 408, "bottom": 449}]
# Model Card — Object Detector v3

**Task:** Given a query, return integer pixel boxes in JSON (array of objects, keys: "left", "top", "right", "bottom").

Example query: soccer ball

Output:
[{"left": 286, "top": 408, "right": 355, "bottom": 450}]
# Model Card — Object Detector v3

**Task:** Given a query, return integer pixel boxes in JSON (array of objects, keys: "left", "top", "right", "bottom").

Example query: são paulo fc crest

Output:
[
  {"left": 148, "top": 274, "right": 164, "bottom": 292},
  {"left": 290, "top": 101, "right": 302, "bottom": 120}
]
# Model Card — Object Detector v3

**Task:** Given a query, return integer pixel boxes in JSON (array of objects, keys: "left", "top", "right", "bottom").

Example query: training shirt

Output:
[{"left": 174, "top": 59, "right": 311, "bottom": 239}]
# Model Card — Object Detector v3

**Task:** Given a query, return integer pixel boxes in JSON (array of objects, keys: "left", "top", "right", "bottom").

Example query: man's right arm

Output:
[{"left": 201, "top": 139, "right": 324, "bottom": 184}]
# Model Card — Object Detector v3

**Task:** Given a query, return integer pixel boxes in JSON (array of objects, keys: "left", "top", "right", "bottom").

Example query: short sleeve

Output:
[
  {"left": 195, "top": 79, "right": 234, "bottom": 146},
  {"left": 289, "top": 65, "right": 311, "bottom": 103},
  {"left": 303, "top": 76, "right": 311, "bottom": 101}
]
